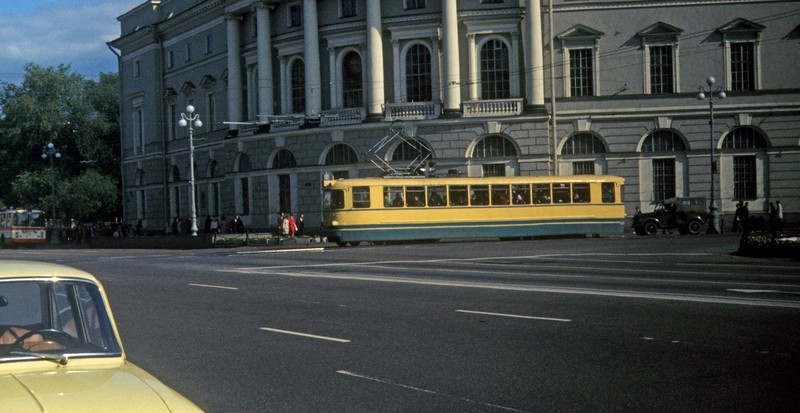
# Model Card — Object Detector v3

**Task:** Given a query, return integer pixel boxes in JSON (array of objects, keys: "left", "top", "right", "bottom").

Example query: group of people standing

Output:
[
  {"left": 277, "top": 212, "right": 304, "bottom": 237},
  {"left": 734, "top": 200, "right": 784, "bottom": 237}
]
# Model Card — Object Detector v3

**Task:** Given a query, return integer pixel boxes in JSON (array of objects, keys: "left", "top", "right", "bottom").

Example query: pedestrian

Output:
[
  {"left": 733, "top": 201, "right": 743, "bottom": 232},
  {"left": 776, "top": 201, "right": 784, "bottom": 233},
  {"left": 289, "top": 214, "right": 296, "bottom": 237},
  {"left": 277, "top": 212, "right": 285, "bottom": 237},
  {"left": 296, "top": 214, "right": 305, "bottom": 236},
  {"left": 234, "top": 215, "right": 245, "bottom": 234},
  {"left": 768, "top": 202, "right": 778, "bottom": 240}
]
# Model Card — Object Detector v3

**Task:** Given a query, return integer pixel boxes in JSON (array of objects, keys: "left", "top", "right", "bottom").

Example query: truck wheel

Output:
[{"left": 687, "top": 219, "right": 703, "bottom": 235}]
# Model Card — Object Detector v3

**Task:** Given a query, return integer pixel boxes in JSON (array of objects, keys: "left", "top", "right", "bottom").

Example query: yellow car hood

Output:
[{"left": 1, "top": 361, "right": 201, "bottom": 413}]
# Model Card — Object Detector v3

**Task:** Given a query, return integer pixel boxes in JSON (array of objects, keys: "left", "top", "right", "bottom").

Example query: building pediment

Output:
[
  {"left": 718, "top": 18, "right": 765, "bottom": 34},
  {"left": 557, "top": 25, "right": 604, "bottom": 41},
  {"left": 638, "top": 22, "right": 683, "bottom": 39}
]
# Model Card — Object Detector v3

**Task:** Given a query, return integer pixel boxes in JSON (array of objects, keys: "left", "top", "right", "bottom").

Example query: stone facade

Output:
[{"left": 109, "top": 0, "right": 800, "bottom": 233}]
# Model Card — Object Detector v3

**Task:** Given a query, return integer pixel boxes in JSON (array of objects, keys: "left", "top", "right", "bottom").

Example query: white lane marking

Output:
[
  {"left": 259, "top": 327, "right": 350, "bottom": 343},
  {"left": 727, "top": 289, "right": 800, "bottom": 295},
  {"left": 189, "top": 283, "right": 239, "bottom": 290},
  {"left": 456, "top": 309, "right": 571, "bottom": 322},
  {"left": 226, "top": 269, "right": 800, "bottom": 309},
  {"left": 237, "top": 247, "right": 325, "bottom": 254},
  {"left": 336, "top": 370, "right": 529, "bottom": 413}
]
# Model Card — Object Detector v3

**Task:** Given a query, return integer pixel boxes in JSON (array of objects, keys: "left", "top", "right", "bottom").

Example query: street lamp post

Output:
[
  {"left": 41, "top": 142, "right": 61, "bottom": 243},
  {"left": 697, "top": 76, "right": 726, "bottom": 234},
  {"left": 178, "top": 105, "right": 202, "bottom": 236}
]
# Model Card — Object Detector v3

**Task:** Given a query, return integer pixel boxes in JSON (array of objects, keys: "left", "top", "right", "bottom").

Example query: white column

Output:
[
  {"left": 467, "top": 34, "right": 478, "bottom": 101},
  {"left": 430, "top": 35, "right": 441, "bottom": 103},
  {"left": 392, "top": 39, "right": 402, "bottom": 102},
  {"left": 525, "top": 0, "right": 545, "bottom": 107},
  {"left": 256, "top": 4, "right": 274, "bottom": 118},
  {"left": 303, "top": 0, "right": 322, "bottom": 116},
  {"left": 366, "top": 0, "right": 385, "bottom": 117},
  {"left": 328, "top": 47, "right": 338, "bottom": 108},
  {"left": 226, "top": 15, "right": 243, "bottom": 130},
  {"left": 442, "top": 0, "right": 461, "bottom": 115}
]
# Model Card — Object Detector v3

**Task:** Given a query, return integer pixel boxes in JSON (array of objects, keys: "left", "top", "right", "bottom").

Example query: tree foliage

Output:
[{"left": 0, "top": 63, "right": 120, "bottom": 222}]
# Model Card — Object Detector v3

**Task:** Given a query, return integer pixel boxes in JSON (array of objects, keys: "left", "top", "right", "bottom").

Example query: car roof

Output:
[{"left": 0, "top": 260, "right": 98, "bottom": 282}]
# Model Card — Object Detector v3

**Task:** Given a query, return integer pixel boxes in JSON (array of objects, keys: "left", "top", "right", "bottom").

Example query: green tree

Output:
[
  {"left": 0, "top": 63, "right": 120, "bottom": 221},
  {"left": 59, "top": 170, "right": 119, "bottom": 223}
]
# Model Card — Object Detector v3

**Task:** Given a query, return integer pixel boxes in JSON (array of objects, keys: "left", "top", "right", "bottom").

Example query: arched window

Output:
[
  {"left": 480, "top": 39, "right": 510, "bottom": 100},
  {"left": 406, "top": 44, "right": 432, "bottom": 102},
  {"left": 473, "top": 135, "right": 517, "bottom": 158},
  {"left": 723, "top": 126, "right": 768, "bottom": 149},
  {"left": 291, "top": 59, "right": 305, "bottom": 113},
  {"left": 391, "top": 139, "right": 432, "bottom": 162},
  {"left": 562, "top": 133, "right": 607, "bottom": 155},
  {"left": 325, "top": 144, "right": 357, "bottom": 165},
  {"left": 273, "top": 149, "right": 297, "bottom": 169},
  {"left": 236, "top": 153, "right": 252, "bottom": 172},
  {"left": 207, "top": 160, "right": 218, "bottom": 178},
  {"left": 642, "top": 130, "right": 686, "bottom": 152},
  {"left": 342, "top": 52, "right": 363, "bottom": 108}
]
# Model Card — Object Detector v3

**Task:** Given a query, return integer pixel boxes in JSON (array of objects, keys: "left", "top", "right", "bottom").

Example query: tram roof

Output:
[{"left": 323, "top": 175, "right": 624, "bottom": 186}]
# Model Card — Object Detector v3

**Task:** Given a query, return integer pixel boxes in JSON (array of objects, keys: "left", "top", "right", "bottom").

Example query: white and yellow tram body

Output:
[{"left": 322, "top": 175, "right": 625, "bottom": 245}]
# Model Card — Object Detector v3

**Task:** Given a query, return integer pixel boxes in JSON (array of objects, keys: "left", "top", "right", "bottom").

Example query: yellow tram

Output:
[{"left": 322, "top": 175, "right": 625, "bottom": 246}]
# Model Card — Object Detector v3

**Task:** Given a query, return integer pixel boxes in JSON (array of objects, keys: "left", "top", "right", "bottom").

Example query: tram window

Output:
[
  {"left": 491, "top": 185, "right": 510, "bottom": 205},
  {"left": 384, "top": 187, "right": 405, "bottom": 207},
  {"left": 602, "top": 182, "right": 616, "bottom": 203},
  {"left": 407, "top": 186, "right": 426, "bottom": 207},
  {"left": 325, "top": 190, "right": 345, "bottom": 210},
  {"left": 533, "top": 184, "right": 551, "bottom": 204},
  {"left": 352, "top": 186, "right": 371, "bottom": 208},
  {"left": 512, "top": 184, "right": 530, "bottom": 205},
  {"left": 553, "top": 183, "right": 570, "bottom": 203},
  {"left": 449, "top": 185, "right": 468, "bottom": 206},
  {"left": 572, "top": 183, "right": 590, "bottom": 203},
  {"left": 470, "top": 185, "right": 489, "bottom": 206},
  {"left": 428, "top": 186, "right": 446, "bottom": 207}
]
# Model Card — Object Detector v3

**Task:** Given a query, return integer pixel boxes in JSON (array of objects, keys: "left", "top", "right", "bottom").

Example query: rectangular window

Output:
[
  {"left": 240, "top": 177, "right": 250, "bottom": 215},
  {"left": 279, "top": 175, "right": 291, "bottom": 213},
  {"left": 352, "top": 186, "right": 371, "bottom": 208},
  {"left": 406, "top": 186, "right": 425, "bottom": 207},
  {"left": 470, "top": 185, "right": 489, "bottom": 206},
  {"left": 569, "top": 49, "right": 594, "bottom": 97},
  {"left": 533, "top": 184, "right": 551, "bottom": 204},
  {"left": 205, "top": 35, "right": 213, "bottom": 54},
  {"left": 512, "top": 184, "right": 530, "bottom": 205},
  {"left": 288, "top": 4, "right": 302, "bottom": 28},
  {"left": 167, "top": 103, "right": 176, "bottom": 141},
  {"left": 572, "top": 183, "right": 591, "bottom": 203},
  {"left": 325, "top": 190, "right": 345, "bottom": 210},
  {"left": 601, "top": 182, "right": 616, "bottom": 203},
  {"left": 448, "top": 185, "right": 468, "bottom": 206},
  {"left": 491, "top": 185, "right": 510, "bottom": 205},
  {"left": 341, "top": 0, "right": 357, "bottom": 17},
  {"left": 730, "top": 42, "right": 755, "bottom": 91},
  {"left": 405, "top": 0, "right": 426, "bottom": 9},
  {"left": 166, "top": 50, "right": 174, "bottom": 69},
  {"left": 206, "top": 93, "right": 216, "bottom": 132},
  {"left": 652, "top": 158, "right": 676, "bottom": 202},
  {"left": 649, "top": 45, "right": 674, "bottom": 94},
  {"left": 133, "top": 59, "right": 141, "bottom": 79},
  {"left": 384, "top": 186, "right": 404, "bottom": 207},
  {"left": 572, "top": 161, "right": 595, "bottom": 175},
  {"left": 185, "top": 43, "right": 192, "bottom": 61},
  {"left": 428, "top": 186, "right": 446, "bottom": 207},
  {"left": 482, "top": 163, "right": 505, "bottom": 177},
  {"left": 553, "top": 183, "right": 571, "bottom": 204},
  {"left": 133, "top": 108, "right": 144, "bottom": 154},
  {"left": 733, "top": 156, "right": 757, "bottom": 199}
]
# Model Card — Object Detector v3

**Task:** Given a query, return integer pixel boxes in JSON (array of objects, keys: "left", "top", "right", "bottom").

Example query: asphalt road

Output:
[{"left": 4, "top": 233, "right": 799, "bottom": 412}]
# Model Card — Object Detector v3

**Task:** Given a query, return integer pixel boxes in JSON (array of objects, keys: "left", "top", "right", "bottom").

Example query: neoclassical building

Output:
[{"left": 109, "top": 0, "right": 799, "bottom": 233}]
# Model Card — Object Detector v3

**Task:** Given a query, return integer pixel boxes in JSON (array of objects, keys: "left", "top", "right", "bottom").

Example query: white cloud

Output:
[{"left": 0, "top": 0, "right": 142, "bottom": 83}]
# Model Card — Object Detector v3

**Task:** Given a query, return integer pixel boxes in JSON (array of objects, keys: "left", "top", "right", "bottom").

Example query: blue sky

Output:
[{"left": 0, "top": 0, "right": 143, "bottom": 84}]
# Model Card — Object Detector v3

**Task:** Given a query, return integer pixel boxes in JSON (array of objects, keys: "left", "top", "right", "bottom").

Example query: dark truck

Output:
[{"left": 633, "top": 197, "right": 707, "bottom": 235}]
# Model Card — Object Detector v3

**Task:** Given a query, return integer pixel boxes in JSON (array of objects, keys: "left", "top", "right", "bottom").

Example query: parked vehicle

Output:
[
  {"left": 0, "top": 261, "right": 202, "bottom": 412},
  {"left": 633, "top": 197, "right": 707, "bottom": 235}
]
